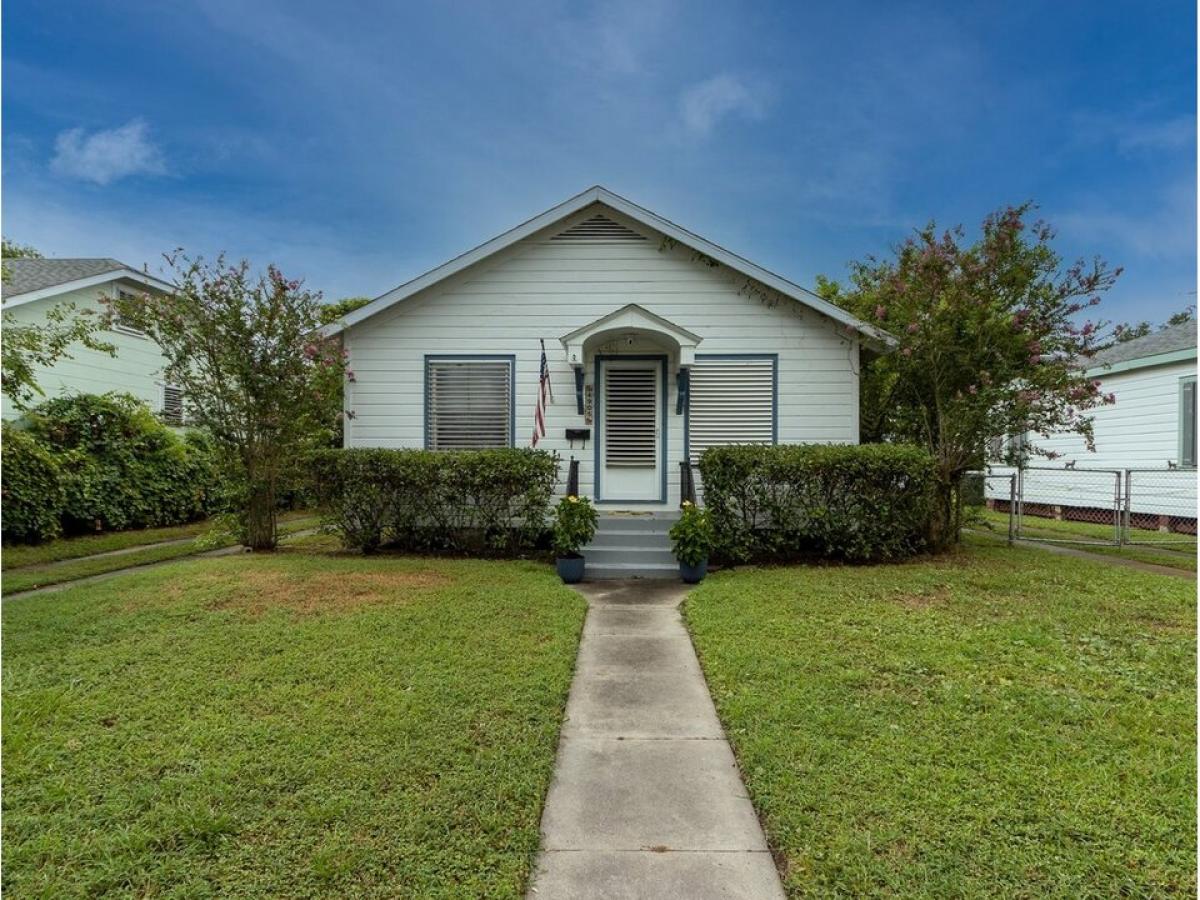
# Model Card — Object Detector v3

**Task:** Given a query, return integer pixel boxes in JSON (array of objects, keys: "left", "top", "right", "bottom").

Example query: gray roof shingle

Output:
[
  {"left": 2, "top": 257, "right": 129, "bottom": 298},
  {"left": 1090, "top": 320, "right": 1197, "bottom": 368}
]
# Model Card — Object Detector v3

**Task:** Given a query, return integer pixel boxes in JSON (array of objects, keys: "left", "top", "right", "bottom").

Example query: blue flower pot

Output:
[
  {"left": 556, "top": 555, "right": 585, "bottom": 584},
  {"left": 679, "top": 558, "right": 708, "bottom": 584}
]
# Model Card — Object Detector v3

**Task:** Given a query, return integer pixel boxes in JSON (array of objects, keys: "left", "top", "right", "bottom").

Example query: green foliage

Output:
[
  {"left": 669, "top": 501, "right": 713, "bottom": 566},
  {"left": 309, "top": 448, "right": 560, "bottom": 556},
  {"left": 823, "top": 205, "right": 1122, "bottom": 546},
  {"left": 1112, "top": 306, "right": 1195, "bottom": 343},
  {"left": 108, "top": 254, "right": 346, "bottom": 549},
  {"left": 9, "top": 393, "right": 219, "bottom": 538},
  {"left": 551, "top": 494, "right": 598, "bottom": 557},
  {"left": 317, "top": 296, "right": 372, "bottom": 325},
  {"left": 697, "top": 443, "right": 937, "bottom": 563},
  {"left": 2, "top": 304, "right": 115, "bottom": 412},
  {"left": 1, "top": 422, "right": 66, "bottom": 543}
]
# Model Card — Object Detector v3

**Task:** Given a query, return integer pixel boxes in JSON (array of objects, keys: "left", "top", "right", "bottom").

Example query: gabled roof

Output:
[
  {"left": 2, "top": 257, "right": 174, "bottom": 308},
  {"left": 1087, "top": 319, "right": 1196, "bottom": 374},
  {"left": 321, "top": 186, "right": 895, "bottom": 349}
]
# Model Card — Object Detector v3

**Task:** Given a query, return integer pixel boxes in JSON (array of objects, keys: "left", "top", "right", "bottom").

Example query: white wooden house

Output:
[
  {"left": 1, "top": 258, "right": 177, "bottom": 421},
  {"left": 988, "top": 320, "right": 1197, "bottom": 530},
  {"left": 321, "top": 186, "right": 892, "bottom": 515}
]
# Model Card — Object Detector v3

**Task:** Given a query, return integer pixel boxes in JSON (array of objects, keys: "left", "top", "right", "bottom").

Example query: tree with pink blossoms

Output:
[
  {"left": 109, "top": 253, "right": 347, "bottom": 549},
  {"left": 819, "top": 204, "right": 1120, "bottom": 548}
]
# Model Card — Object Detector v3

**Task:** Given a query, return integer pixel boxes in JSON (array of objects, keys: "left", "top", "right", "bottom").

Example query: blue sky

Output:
[{"left": 4, "top": 1, "right": 1196, "bottom": 323}]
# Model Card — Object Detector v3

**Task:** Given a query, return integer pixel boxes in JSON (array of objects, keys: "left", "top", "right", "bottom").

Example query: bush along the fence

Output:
[
  {"left": 1, "top": 393, "right": 223, "bottom": 543},
  {"left": 308, "top": 448, "right": 560, "bottom": 555},
  {"left": 697, "top": 443, "right": 936, "bottom": 563},
  {"left": 1, "top": 422, "right": 67, "bottom": 543}
]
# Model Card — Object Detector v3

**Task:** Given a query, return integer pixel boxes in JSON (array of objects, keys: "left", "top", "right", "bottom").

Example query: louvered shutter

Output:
[
  {"left": 161, "top": 384, "right": 184, "bottom": 426},
  {"left": 688, "top": 358, "right": 775, "bottom": 462},
  {"left": 605, "top": 368, "right": 657, "bottom": 466},
  {"left": 427, "top": 359, "right": 512, "bottom": 450}
]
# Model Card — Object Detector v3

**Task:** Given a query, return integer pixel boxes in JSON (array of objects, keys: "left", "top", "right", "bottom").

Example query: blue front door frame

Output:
[{"left": 594, "top": 354, "right": 669, "bottom": 504}]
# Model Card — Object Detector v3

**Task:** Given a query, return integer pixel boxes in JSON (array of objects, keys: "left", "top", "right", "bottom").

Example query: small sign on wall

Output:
[{"left": 584, "top": 384, "right": 593, "bottom": 425}]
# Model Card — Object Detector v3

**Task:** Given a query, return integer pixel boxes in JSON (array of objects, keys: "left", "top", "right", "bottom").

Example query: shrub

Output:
[
  {"left": 1, "top": 423, "right": 66, "bottom": 543},
  {"left": 22, "top": 393, "right": 220, "bottom": 533},
  {"left": 309, "top": 448, "right": 559, "bottom": 555},
  {"left": 669, "top": 501, "right": 713, "bottom": 566},
  {"left": 697, "top": 443, "right": 936, "bottom": 563},
  {"left": 552, "top": 495, "right": 598, "bottom": 558}
]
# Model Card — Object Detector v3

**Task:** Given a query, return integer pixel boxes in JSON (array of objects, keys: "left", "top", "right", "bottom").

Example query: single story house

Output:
[
  {"left": 988, "top": 319, "right": 1197, "bottom": 530},
  {"left": 321, "top": 186, "right": 893, "bottom": 512},
  {"left": 1, "top": 258, "right": 177, "bottom": 421}
]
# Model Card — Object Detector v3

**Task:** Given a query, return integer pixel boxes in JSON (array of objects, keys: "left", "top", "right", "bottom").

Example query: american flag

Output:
[{"left": 532, "top": 339, "right": 553, "bottom": 447}]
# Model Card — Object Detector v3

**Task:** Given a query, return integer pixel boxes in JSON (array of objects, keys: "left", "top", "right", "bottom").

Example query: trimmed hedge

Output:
[
  {"left": 309, "top": 448, "right": 560, "bottom": 555},
  {"left": 2, "top": 394, "right": 222, "bottom": 544},
  {"left": 697, "top": 443, "right": 936, "bottom": 563},
  {"left": 1, "top": 423, "right": 66, "bottom": 543}
]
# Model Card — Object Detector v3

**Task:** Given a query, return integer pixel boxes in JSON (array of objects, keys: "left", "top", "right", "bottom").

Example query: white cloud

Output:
[
  {"left": 679, "top": 74, "right": 767, "bottom": 137},
  {"left": 50, "top": 119, "right": 166, "bottom": 185}
]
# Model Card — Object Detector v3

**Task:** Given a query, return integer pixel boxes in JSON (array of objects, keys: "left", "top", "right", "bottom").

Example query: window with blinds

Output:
[
  {"left": 604, "top": 367, "right": 658, "bottom": 466},
  {"left": 161, "top": 384, "right": 184, "bottom": 426},
  {"left": 1181, "top": 376, "right": 1197, "bottom": 469},
  {"left": 426, "top": 358, "right": 513, "bottom": 450},
  {"left": 688, "top": 357, "right": 775, "bottom": 462}
]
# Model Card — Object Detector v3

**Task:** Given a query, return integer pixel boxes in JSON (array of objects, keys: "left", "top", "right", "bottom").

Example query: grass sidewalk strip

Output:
[
  {"left": 685, "top": 537, "right": 1196, "bottom": 897},
  {"left": 3, "top": 554, "right": 586, "bottom": 897}
]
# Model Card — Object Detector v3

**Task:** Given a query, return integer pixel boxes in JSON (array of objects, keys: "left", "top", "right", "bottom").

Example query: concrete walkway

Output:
[{"left": 528, "top": 580, "right": 784, "bottom": 900}]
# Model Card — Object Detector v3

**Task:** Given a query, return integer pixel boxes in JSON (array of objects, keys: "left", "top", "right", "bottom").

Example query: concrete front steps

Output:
[{"left": 583, "top": 511, "right": 679, "bottom": 580}]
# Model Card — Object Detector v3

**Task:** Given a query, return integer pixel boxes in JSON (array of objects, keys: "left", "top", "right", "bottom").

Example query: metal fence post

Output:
[
  {"left": 1007, "top": 473, "right": 1015, "bottom": 544},
  {"left": 1121, "top": 469, "right": 1131, "bottom": 546}
]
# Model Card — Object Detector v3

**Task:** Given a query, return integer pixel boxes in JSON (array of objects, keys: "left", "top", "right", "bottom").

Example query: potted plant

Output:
[
  {"left": 669, "top": 500, "right": 713, "bottom": 583},
  {"left": 553, "top": 494, "right": 598, "bottom": 583}
]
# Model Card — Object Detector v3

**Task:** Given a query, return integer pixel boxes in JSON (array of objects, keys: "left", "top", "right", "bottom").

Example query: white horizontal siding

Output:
[
  {"left": 1, "top": 285, "right": 170, "bottom": 420},
  {"left": 343, "top": 206, "right": 860, "bottom": 507},
  {"left": 987, "top": 359, "right": 1198, "bottom": 517}
]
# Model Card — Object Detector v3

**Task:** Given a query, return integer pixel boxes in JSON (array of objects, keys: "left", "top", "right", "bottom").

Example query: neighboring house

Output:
[
  {"left": 322, "top": 185, "right": 892, "bottom": 510},
  {"left": 988, "top": 319, "right": 1197, "bottom": 528},
  {"left": 1, "top": 258, "right": 178, "bottom": 421}
]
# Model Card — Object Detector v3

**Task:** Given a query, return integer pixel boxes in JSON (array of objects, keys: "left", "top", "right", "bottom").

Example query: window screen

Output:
[
  {"left": 1181, "top": 376, "right": 1197, "bottom": 469},
  {"left": 688, "top": 357, "right": 775, "bottom": 462}
]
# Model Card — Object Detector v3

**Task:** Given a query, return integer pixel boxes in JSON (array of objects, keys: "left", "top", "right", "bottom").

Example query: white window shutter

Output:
[
  {"left": 688, "top": 358, "right": 775, "bottom": 462},
  {"left": 161, "top": 384, "right": 184, "bottom": 426},
  {"left": 427, "top": 360, "right": 512, "bottom": 450}
]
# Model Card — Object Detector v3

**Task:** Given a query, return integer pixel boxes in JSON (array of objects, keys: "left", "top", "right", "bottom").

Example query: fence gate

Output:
[
  {"left": 963, "top": 471, "right": 1015, "bottom": 541},
  {"left": 1123, "top": 469, "right": 1199, "bottom": 546},
  {"left": 1015, "top": 467, "right": 1123, "bottom": 545}
]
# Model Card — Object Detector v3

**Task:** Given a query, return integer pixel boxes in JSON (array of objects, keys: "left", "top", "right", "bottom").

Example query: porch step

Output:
[
  {"left": 582, "top": 512, "right": 679, "bottom": 580},
  {"left": 584, "top": 561, "right": 679, "bottom": 581}
]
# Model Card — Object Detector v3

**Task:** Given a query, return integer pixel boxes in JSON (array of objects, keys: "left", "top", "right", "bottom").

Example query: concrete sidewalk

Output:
[{"left": 528, "top": 580, "right": 784, "bottom": 900}]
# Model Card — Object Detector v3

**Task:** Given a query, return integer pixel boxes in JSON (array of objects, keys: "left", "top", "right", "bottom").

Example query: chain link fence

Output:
[
  {"left": 976, "top": 465, "right": 1197, "bottom": 548},
  {"left": 1123, "top": 469, "right": 1199, "bottom": 546}
]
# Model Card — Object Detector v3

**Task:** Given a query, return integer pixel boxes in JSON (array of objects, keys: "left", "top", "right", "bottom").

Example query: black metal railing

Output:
[
  {"left": 680, "top": 460, "right": 697, "bottom": 506},
  {"left": 566, "top": 458, "right": 580, "bottom": 496}
]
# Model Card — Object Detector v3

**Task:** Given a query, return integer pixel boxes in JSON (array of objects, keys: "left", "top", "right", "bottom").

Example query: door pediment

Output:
[{"left": 560, "top": 304, "right": 702, "bottom": 368}]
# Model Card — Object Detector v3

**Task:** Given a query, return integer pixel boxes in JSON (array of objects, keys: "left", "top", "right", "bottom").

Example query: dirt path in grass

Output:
[{"left": 969, "top": 530, "right": 1196, "bottom": 580}]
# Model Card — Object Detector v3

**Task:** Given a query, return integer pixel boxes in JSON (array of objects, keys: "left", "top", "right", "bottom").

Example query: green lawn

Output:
[
  {"left": 972, "top": 508, "right": 1197, "bottom": 572},
  {"left": 2, "top": 519, "right": 214, "bottom": 569},
  {"left": 2, "top": 514, "right": 320, "bottom": 596},
  {"left": 685, "top": 538, "right": 1196, "bottom": 897},
  {"left": 3, "top": 551, "right": 585, "bottom": 898}
]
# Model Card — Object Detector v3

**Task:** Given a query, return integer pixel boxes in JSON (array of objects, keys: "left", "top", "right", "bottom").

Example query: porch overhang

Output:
[{"left": 559, "top": 303, "right": 703, "bottom": 369}]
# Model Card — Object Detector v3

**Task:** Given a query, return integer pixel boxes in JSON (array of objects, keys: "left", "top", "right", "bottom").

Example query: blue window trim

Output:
[
  {"left": 594, "top": 354, "right": 669, "bottom": 504},
  {"left": 423, "top": 354, "right": 517, "bottom": 450},
  {"left": 1180, "top": 374, "right": 1197, "bottom": 469},
  {"left": 683, "top": 353, "right": 779, "bottom": 461}
]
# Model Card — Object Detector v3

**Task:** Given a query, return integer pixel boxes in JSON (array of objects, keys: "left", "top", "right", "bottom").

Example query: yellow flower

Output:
[
  {"left": 567, "top": 495, "right": 578, "bottom": 503},
  {"left": 682, "top": 500, "right": 693, "bottom": 507}
]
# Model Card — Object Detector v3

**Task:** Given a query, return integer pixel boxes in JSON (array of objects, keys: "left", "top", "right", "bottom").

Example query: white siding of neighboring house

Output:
[
  {"left": 342, "top": 207, "right": 861, "bottom": 508},
  {"left": 989, "top": 357, "right": 1198, "bottom": 518},
  {"left": 1, "top": 283, "right": 172, "bottom": 420}
]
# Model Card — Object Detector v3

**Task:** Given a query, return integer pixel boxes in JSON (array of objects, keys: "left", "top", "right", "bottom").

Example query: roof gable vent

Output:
[{"left": 551, "top": 214, "right": 646, "bottom": 242}]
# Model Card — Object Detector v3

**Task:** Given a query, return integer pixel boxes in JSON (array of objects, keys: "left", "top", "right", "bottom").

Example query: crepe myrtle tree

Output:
[
  {"left": 821, "top": 203, "right": 1121, "bottom": 547},
  {"left": 108, "top": 253, "right": 349, "bottom": 550}
]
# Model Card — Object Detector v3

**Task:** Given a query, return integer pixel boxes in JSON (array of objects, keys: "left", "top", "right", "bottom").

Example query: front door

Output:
[{"left": 598, "top": 357, "right": 664, "bottom": 502}]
